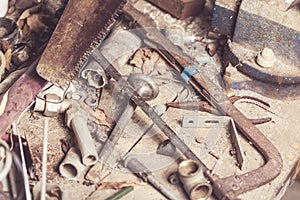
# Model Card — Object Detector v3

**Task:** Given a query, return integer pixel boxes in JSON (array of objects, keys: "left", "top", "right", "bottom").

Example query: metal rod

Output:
[
  {"left": 92, "top": 49, "right": 206, "bottom": 169},
  {"left": 40, "top": 118, "right": 49, "bottom": 200}
]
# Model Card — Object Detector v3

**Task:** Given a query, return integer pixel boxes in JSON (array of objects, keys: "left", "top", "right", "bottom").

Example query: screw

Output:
[{"left": 256, "top": 47, "right": 276, "bottom": 68}]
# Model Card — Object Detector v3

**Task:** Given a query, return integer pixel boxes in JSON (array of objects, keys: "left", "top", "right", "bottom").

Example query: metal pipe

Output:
[
  {"left": 178, "top": 160, "right": 212, "bottom": 200},
  {"left": 59, "top": 147, "right": 86, "bottom": 180},
  {"left": 65, "top": 102, "right": 98, "bottom": 166},
  {"left": 40, "top": 118, "right": 49, "bottom": 200}
]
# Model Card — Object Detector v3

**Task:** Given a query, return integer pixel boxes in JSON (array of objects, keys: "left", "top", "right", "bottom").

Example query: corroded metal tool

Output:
[{"left": 36, "top": 0, "right": 126, "bottom": 87}]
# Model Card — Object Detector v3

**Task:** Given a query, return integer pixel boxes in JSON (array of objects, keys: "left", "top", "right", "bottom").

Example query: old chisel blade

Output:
[{"left": 36, "top": 0, "right": 126, "bottom": 87}]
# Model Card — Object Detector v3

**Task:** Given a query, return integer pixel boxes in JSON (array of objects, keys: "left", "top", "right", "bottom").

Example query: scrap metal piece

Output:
[
  {"left": 0, "top": 68, "right": 27, "bottom": 95},
  {"left": 59, "top": 147, "right": 86, "bottom": 180},
  {"left": 166, "top": 100, "right": 220, "bottom": 115},
  {"left": 211, "top": 0, "right": 240, "bottom": 36},
  {"left": 168, "top": 172, "right": 180, "bottom": 185},
  {"left": 122, "top": 5, "right": 282, "bottom": 199},
  {"left": 123, "top": 155, "right": 180, "bottom": 200},
  {"left": 182, "top": 115, "right": 244, "bottom": 168},
  {"left": 226, "top": 42, "right": 300, "bottom": 85},
  {"left": 87, "top": 73, "right": 159, "bottom": 182},
  {"left": 178, "top": 159, "right": 212, "bottom": 200},
  {"left": 36, "top": 0, "right": 126, "bottom": 87},
  {"left": 92, "top": 48, "right": 206, "bottom": 169},
  {"left": 80, "top": 59, "right": 108, "bottom": 89},
  {"left": 80, "top": 29, "right": 141, "bottom": 89},
  {"left": 156, "top": 139, "right": 176, "bottom": 157},
  {"left": 146, "top": 0, "right": 205, "bottom": 19}
]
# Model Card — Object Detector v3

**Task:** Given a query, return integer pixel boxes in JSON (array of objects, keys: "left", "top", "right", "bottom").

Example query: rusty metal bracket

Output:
[{"left": 123, "top": 4, "right": 283, "bottom": 199}]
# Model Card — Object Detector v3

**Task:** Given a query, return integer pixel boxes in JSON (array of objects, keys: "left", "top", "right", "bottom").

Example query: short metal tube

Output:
[
  {"left": 66, "top": 103, "right": 99, "bottom": 166},
  {"left": 178, "top": 160, "right": 212, "bottom": 200},
  {"left": 59, "top": 147, "right": 86, "bottom": 180}
]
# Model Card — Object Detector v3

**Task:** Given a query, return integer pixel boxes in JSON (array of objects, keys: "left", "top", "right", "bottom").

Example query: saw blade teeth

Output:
[{"left": 75, "top": 0, "right": 126, "bottom": 69}]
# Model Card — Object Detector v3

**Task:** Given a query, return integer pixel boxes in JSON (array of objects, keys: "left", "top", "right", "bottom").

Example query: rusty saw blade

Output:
[{"left": 36, "top": 0, "right": 126, "bottom": 87}]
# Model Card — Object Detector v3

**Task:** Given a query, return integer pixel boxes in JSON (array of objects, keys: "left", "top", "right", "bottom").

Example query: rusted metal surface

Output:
[
  {"left": 0, "top": 59, "right": 46, "bottom": 136},
  {"left": 211, "top": 0, "right": 240, "bottom": 36},
  {"left": 36, "top": 0, "right": 126, "bottom": 88},
  {"left": 146, "top": 0, "right": 205, "bottom": 19},
  {"left": 225, "top": 43, "right": 300, "bottom": 85},
  {"left": 232, "top": 0, "right": 300, "bottom": 67},
  {"left": 123, "top": 4, "right": 283, "bottom": 199}
]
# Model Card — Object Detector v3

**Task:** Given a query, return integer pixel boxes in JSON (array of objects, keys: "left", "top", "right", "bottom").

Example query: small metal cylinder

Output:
[
  {"left": 59, "top": 147, "right": 86, "bottom": 180},
  {"left": 178, "top": 160, "right": 212, "bottom": 200}
]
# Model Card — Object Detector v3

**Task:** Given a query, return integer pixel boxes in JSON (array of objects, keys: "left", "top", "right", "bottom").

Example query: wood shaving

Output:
[
  {"left": 94, "top": 108, "right": 113, "bottom": 127},
  {"left": 76, "top": 101, "right": 113, "bottom": 127},
  {"left": 130, "top": 48, "right": 153, "bottom": 68}
]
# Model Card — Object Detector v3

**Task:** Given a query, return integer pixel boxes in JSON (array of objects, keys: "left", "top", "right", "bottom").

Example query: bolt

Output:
[{"left": 256, "top": 47, "right": 276, "bottom": 68}]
